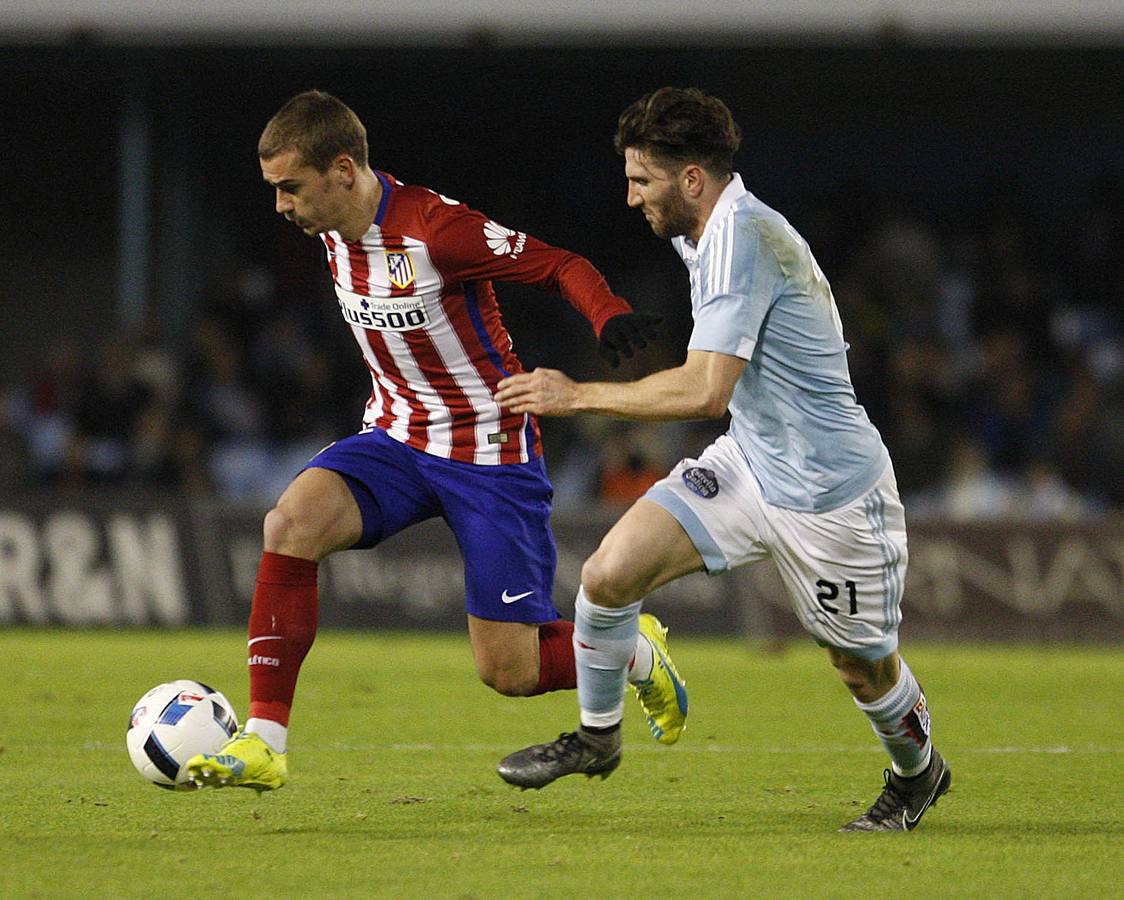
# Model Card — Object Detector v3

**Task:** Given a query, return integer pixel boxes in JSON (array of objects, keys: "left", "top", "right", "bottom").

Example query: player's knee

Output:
[
  {"left": 580, "top": 551, "right": 636, "bottom": 607},
  {"left": 262, "top": 506, "right": 293, "bottom": 550},
  {"left": 828, "top": 648, "right": 895, "bottom": 703},
  {"left": 263, "top": 505, "right": 326, "bottom": 560},
  {"left": 477, "top": 661, "right": 537, "bottom": 697}
]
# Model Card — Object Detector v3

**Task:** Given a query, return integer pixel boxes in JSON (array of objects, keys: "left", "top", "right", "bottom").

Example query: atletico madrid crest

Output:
[{"left": 385, "top": 251, "right": 416, "bottom": 289}]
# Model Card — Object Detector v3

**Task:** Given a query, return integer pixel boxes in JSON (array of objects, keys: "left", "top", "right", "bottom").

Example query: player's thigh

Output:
[
  {"left": 266, "top": 466, "right": 363, "bottom": 559},
  {"left": 586, "top": 433, "right": 770, "bottom": 607},
  {"left": 770, "top": 468, "right": 908, "bottom": 661},
  {"left": 582, "top": 499, "right": 705, "bottom": 606},
  {"left": 434, "top": 456, "right": 559, "bottom": 624},
  {"left": 295, "top": 430, "right": 443, "bottom": 553}
]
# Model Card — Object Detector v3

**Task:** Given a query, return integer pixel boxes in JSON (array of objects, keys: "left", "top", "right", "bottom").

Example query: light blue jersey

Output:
[{"left": 673, "top": 174, "right": 889, "bottom": 513}]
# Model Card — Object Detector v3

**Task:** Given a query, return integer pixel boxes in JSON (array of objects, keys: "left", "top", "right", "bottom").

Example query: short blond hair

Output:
[{"left": 258, "top": 90, "right": 368, "bottom": 172}]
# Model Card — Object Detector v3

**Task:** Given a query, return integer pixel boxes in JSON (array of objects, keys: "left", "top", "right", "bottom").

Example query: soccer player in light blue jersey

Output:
[{"left": 495, "top": 87, "right": 951, "bottom": 832}]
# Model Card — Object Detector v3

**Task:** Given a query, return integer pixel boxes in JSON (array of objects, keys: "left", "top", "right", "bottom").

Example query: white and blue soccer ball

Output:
[{"left": 126, "top": 680, "right": 239, "bottom": 790}]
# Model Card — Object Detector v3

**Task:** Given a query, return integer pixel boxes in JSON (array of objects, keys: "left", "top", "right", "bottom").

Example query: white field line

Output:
[
  {"left": 383, "top": 744, "right": 1115, "bottom": 754},
  {"left": 86, "top": 742, "right": 1120, "bottom": 754}
]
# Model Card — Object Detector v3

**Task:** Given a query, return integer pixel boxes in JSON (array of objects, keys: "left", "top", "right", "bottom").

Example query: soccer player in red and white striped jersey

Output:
[
  {"left": 187, "top": 90, "right": 678, "bottom": 791},
  {"left": 320, "top": 170, "right": 620, "bottom": 466}
]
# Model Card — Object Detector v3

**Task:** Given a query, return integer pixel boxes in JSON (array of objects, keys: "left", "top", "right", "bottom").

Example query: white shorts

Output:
[{"left": 645, "top": 434, "right": 906, "bottom": 659}]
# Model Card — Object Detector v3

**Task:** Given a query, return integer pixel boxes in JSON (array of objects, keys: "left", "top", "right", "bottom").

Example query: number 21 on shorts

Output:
[{"left": 816, "top": 579, "right": 857, "bottom": 615}]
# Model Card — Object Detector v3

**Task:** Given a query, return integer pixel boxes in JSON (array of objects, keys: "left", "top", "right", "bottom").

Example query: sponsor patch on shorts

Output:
[{"left": 682, "top": 467, "right": 719, "bottom": 499}]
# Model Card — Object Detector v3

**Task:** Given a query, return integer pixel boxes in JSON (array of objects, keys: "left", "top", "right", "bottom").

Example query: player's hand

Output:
[
  {"left": 496, "top": 368, "right": 580, "bottom": 417},
  {"left": 598, "top": 313, "right": 662, "bottom": 368}
]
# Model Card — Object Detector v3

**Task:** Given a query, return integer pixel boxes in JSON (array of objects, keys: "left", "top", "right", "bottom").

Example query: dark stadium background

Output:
[{"left": 1, "top": 32, "right": 1121, "bottom": 636}]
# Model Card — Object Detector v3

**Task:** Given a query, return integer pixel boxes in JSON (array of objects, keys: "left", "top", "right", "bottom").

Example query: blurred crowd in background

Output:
[
  {"left": 2, "top": 187, "right": 1120, "bottom": 521},
  {"left": 3, "top": 41, "right": 1119, "bottom": 521}
]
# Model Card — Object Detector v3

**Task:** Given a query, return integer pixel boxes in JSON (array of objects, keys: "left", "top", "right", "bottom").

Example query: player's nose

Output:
[
  {"left": 275, "top": 189, "right": 293, "bottom": 214},
  {"left": 626, "top": 185, "right": 643, "bottom": 208}
]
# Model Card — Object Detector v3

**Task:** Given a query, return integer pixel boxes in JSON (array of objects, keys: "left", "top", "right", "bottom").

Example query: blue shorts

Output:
[{"left": 304, "top": 429, "right": 559, "bottom": 624}]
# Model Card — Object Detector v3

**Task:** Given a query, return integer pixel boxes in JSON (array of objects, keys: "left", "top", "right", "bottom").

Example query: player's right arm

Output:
[
  {"left": 496, "top": 349, "right": 745, "bottom": 422},
  {"left": 421, "top": 194, "right": 640, "bottom": 339}
]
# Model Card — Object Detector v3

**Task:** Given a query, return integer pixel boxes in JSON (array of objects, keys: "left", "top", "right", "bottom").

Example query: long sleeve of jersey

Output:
[{"left": 423, "top": 197, "right": 632, "bottom": 337}]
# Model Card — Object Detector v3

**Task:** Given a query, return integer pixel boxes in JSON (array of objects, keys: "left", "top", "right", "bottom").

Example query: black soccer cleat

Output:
[
  {"left": 840, "top": 748, "right": 951, "bottom": 832},
  {"left": 497, "top": 729, "right": 622, "bottom": 790}
]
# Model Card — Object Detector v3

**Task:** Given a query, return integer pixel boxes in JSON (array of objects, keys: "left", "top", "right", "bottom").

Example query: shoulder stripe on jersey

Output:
[
  {"left": 721, "top": 211, "right": 736, "bottom": 293},
  {"left": 707, "top": 214, "right": 736, "bottom": 297},
  {"left": 710, "top": 221, "right": 721, "bottom": 296},
  {"left": 706, "top": 220, "right": 721, "bottom": 297}
]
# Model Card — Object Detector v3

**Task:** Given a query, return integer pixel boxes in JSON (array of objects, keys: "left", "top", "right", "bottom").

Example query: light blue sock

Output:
[
  {"left": 573, "top": 587, "right": 642, "bottom": 729},
  {"left": 854, "top": 657, "right": 933, "bottom": 777}
]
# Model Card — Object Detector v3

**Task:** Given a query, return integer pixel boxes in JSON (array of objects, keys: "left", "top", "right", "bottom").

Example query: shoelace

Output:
[
  {"left": 533, "top": 733, "right": 584, "bottom": 763},
  {"left": 636, "top": 681, "right": 665, "bottom": 710},
  {"left": 864, "top": 769, "right": 908, "bottom": 823}
]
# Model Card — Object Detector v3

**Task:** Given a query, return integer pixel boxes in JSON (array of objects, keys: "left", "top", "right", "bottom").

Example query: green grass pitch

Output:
[{"left": 1, "top": 629, "right": 1121, "bottom": 898}]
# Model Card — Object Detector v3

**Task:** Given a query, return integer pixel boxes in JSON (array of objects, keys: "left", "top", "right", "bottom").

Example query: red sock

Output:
[
  {"left": 246, "top": 551, "right": 319, "bottom": 727},
  {"left": 530, "top": 619, "right": 577, "bottom": 694}
]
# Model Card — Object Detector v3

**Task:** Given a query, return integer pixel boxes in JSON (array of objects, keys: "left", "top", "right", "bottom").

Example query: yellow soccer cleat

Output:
[
  {"left": 185, "top": 731, "right": 288, "bottom": 793},
  {"left": 632, "top": 613, "right": 688, "bottom": 745}
]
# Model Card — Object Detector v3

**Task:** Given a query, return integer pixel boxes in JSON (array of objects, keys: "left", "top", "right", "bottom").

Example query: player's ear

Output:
[
  {"left": 682, "top": 164, "right": 706, "bottom": 199},
  {"left": 333, "top": 154, "right": 357, "bottom": 188}
]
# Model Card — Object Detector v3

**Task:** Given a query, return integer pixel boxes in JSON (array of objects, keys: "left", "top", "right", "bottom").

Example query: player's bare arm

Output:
[
  {"left": 495, "top": 367, "right": 582, "bottom": 416},
  {"left": 497, "top": 349, "right": 745, "bottom": 421}
]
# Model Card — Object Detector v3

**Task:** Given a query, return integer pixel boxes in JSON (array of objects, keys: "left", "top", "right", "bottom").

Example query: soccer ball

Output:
[{"left": 126, "top": 680, "right": 239, "bottom": 790}]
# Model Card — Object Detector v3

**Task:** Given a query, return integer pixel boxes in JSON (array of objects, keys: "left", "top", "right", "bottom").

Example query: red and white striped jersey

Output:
[{"left": 321, "top": 171, "right": 631, "bottom": 465}]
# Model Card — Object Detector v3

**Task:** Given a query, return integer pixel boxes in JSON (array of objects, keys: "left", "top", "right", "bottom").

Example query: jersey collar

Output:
[
  {"left": 680, "top": 173, "right": 747, "bottom": 260},
  {"left": 373, "top": 171, "right": 394, "bottom": 226}
]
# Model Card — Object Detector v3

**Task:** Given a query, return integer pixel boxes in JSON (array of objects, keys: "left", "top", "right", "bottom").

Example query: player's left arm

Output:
[
  {"left": 424, "top": 198, "right": 658, "bottom": 360},
  {"left": 496, "top": 349, "right": 745, "bottom": 421}
]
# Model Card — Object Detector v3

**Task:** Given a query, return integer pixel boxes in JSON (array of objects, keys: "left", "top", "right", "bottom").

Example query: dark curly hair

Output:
[
  {"left": 614, "top": 87, "right": 741, "bottom": 176},
  {"left": 259, "top": 90, "right": 368, "bottom": 172}
]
